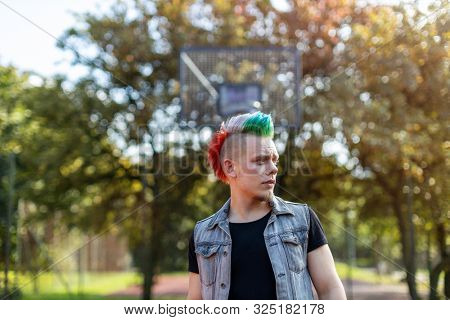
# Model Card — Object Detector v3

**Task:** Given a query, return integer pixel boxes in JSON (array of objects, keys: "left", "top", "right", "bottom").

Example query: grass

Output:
[
  {"left": 2, "top": 271, "right": 188, "bottom": 300},
  {"left": 22, "top": 293, "right": 183, "bottom": 300},
  {"left": 1, "top": 271, "right": 141, "bottom": 299},
  {"left": 335, "top": 262, "right": 400, "bottom": 285},
  {"left": 335, "top": 262, "right": 445, "bottom": 297}
]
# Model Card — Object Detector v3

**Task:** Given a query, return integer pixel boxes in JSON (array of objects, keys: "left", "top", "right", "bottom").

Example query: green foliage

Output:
[
  {"left": 1, "top": 0, "right": 448, "bottom": 299},
  {"left": 314, "top": 2, "right": 449, "bottom": 298}
]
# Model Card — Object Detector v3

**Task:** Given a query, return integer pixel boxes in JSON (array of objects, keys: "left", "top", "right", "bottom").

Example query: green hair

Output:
[{"left": 222, "top": 111, "right": 274, "bottom": 137}]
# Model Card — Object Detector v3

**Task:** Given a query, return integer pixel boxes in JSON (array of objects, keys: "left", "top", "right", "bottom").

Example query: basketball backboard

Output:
[{"left": 179, "top": 46, "right": 302, "bottom": 129}]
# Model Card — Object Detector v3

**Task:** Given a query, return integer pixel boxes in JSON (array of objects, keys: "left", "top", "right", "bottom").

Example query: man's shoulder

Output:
[
  {"left": 276, "top": 196, "right": 309, "bottom": 211},
  {"left": 195, "top": 199, "right": 230, "bottom": 227},
  {"left": 192, "top": 209, "right": 224, "bottom": 243},
  {"left": 275, "top": 196, "right": 311, "bottom": 227},
  {"left": 194, "top": 206, "right": 224, "bottom": 229},
  {"left": 195, "top": 212, "right": 217, "bottom": 225}
]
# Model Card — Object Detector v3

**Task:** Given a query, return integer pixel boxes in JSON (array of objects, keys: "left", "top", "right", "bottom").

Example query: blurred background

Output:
[{"left": 0, "top": 0, "right": 448, "bottom": 300}]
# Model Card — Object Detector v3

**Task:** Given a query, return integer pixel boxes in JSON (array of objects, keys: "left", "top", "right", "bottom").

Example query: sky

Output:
[
  {"left": 0, "top": 0, "right": 287, "bottom": 81},
  {"left": 0, "top": 0, "right": 116, "bottom": 81},
  {"left": 0, "top": 0, "right": 435, "bottom": 82}
]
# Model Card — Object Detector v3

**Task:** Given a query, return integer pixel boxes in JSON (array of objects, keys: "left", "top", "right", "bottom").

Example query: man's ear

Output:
[{"left": 222, "top": 158, "right": 237, "bottom": 179}]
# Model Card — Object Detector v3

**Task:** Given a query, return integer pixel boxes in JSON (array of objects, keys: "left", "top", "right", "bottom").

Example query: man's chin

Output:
[{"left": 253, "top": 190, "right": 274, "bottom": 202}]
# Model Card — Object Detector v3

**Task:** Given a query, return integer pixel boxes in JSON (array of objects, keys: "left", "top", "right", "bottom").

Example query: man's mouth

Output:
[{"left": 262, "top": 179, "right": 276, "bottom": 185}]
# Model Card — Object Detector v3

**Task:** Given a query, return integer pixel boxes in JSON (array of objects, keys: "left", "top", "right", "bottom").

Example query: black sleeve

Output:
[
  {"left": 307, "top": 206, "right": 328, "bottom": 253},
  {"left": 188, "top": 231, "right": 199, "bottom": 273}
]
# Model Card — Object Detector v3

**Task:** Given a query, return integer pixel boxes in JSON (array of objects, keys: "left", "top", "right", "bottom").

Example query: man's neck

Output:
[{"left": 228, "top": 189, "right": 272, "bottom": 223}]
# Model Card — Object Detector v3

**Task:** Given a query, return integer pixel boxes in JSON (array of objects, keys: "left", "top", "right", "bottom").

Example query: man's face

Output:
[{"left": 228, "top": 135, "right": 279, "bottom": 201}]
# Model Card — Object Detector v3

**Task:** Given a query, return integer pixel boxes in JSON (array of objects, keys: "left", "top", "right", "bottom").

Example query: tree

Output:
[
  {"left": 0, "top": 65, "right": 26, "bottom": 298},
  {"left": 54, "top": 0, "right": 379, "bottom": 298},
  {"left": 56, "top": 0, "right": 278, "bottom": 299},
  {"left": 317, "top": 2, "right": 449, "bottom": 298}
]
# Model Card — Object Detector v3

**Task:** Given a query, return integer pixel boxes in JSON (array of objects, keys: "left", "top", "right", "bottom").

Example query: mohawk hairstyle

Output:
[{"left": 208, "top": 111, "right": 274, "bottom": 183}]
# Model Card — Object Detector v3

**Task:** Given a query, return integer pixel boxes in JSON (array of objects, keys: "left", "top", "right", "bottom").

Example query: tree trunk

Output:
[
  {"left": 143, "top": 197, "right": 162, "bottom": 300},
  {"left": 445, "top": 271, "right": 450, "bottom": 299},
  {"left": 393, "top": 200, "right": 419, "bottom": 299},
  {"left": 429, "top": 260, "right": 443, "bottom": 299},
  {"left": 429, "top": 220, "right": 449, "bottom": 299},
  {"left": 141, "top": 242, "right": 153, "bottom": 300},
  {"left": 141, "top": 151, "right": 163, "bottom": 300},
  {"left": 138, "top": 173, "right": 154, "bottom": 300}
]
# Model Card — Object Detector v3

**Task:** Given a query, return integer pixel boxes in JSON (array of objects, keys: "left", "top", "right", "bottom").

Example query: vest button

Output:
[
  {"left": 220, "top": 283, "right": 226, "bottom": 289},
  {"left": 223, "top": 251, "right": 228, "bottom": 256}
]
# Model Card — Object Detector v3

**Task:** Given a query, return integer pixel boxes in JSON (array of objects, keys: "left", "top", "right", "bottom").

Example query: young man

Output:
[{"left": 187, "top": 112, "right": 346, "bottom": 300}]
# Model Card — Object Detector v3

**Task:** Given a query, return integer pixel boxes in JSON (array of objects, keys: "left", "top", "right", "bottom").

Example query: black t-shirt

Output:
[{"left": 188, "top": 206, "right": 327, "bottom": 299}]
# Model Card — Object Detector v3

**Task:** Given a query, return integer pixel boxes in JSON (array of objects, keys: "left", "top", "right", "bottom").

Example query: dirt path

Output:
[
  {"left": 109, "top": 275, "right": 189, "bottom": 298},
  {"left": 109, "top": 275, "right": 418, "bottom": 299},
  {"left": 341, "top": 279, "right": 416, "bottom": 299}
]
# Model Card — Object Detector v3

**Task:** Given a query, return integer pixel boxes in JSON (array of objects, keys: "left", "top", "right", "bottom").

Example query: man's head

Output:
[{"left": 208, "top": 112, "right": 279, "bottom": 201}]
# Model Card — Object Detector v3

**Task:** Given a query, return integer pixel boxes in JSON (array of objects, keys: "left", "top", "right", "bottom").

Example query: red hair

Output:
[{"left": 208, "top": 128, "right": 229, "bottom": 183}]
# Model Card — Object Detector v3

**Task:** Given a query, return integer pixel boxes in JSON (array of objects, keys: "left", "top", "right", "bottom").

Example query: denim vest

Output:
[{"left": 193, "top": 196, "right": 315, "bottom": 300}]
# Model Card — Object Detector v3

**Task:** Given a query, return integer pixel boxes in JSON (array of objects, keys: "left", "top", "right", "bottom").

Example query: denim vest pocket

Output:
[
  {"left": 195, "top": 243, "right": 221, "bottom": 286},
  {"left": 280, "top": 230, "right": 307, "bottom": 273}
]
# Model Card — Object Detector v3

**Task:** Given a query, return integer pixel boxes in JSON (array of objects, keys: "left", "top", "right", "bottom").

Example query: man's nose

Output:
[{"left": 267, "top": 161, "right": 278, "bottom": 175}]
